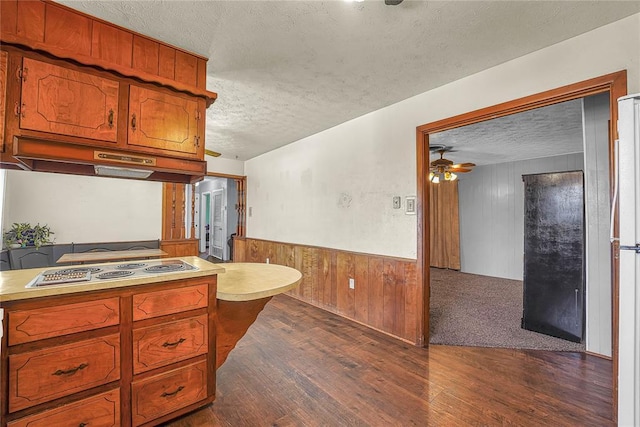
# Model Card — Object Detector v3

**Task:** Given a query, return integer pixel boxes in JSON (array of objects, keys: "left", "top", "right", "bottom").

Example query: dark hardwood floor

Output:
[{"left": 167, "top": 294, "right": 613, "bottom": 426}]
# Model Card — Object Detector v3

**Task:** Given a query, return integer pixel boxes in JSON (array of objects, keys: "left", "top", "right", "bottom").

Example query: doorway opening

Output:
[
  {"left": 195, "top": 176, "right": 241, "bottom": 262},
  {"left": 426, "top": 93, "right": 609, "bottom": 352},
  {"left": 416, "top": 70, "right": 627, "bottom": 415}
]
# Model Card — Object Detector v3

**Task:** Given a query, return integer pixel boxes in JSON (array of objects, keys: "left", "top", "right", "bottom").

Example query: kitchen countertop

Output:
[
  {"left": 0, "top": 258, "right": 302, "bottom": 303},
  {"left": 216, "top": 263, "right": 302, "bottom": 301},
  {"left": 0, "top": 256, "right": 224, "bottom": 303}
]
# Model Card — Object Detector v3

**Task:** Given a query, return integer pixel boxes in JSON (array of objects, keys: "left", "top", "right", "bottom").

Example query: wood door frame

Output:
[{"left": 416, "top": 70, "right": 627, "bottom": 417}]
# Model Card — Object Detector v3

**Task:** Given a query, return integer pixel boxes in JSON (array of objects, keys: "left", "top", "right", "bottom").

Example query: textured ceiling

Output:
[
  {"left": 430, "top": 98, "right": 586, "bottom": 166},
  {"left": 59, "top": 1, "right": 640, "bottom": 161}
]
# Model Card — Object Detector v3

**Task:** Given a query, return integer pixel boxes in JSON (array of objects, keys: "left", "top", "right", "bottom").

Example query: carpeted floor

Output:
[{"left": 429, "top": 268, "right": 585, "bottom": 351}]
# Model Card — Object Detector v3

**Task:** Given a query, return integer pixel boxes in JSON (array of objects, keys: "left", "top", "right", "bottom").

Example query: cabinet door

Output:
[
  {"left": 128, "top": 85, "right": 200, "bottom": 155},
  {"left": 19, "top": 58, "right": 119, "bottom": 142},
  {"left": 0, "top": 50, "right": 7, "bottom": 152}
]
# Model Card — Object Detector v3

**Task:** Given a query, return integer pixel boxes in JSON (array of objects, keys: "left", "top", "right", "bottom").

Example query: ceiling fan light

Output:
[
  {"left": 429, "top": 172, "right": 435, "bottom": 181},
  {"left": 432, "top": 175, "right": 440, "bottom": 184},
  {"left": 444, "top": 171, "right": 451, "bottom": 180},
  {"left": 449, "top": 172, "right": 458, "bottom": 181}
]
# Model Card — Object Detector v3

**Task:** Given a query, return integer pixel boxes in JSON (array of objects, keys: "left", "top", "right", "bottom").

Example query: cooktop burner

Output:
[
  {"left": 57, "top": 266, "right": 104, "bottom": 274},
  {"left": 116, "top": 263, "right": 147, "bottom": 270},
  {"left": 97, "top": 270, "right": 134, "bottom": 280},
  {"left": 145, "top": 263, "right": 186, "bottom": 273},
  {"left": 28, "top": 259, "right": 198, "bottom": 288}
]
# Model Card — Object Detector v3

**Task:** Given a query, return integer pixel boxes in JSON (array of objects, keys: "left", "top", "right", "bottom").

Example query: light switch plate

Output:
[{"left": 405, "top": 196, "right": 416, "bottom": 214}]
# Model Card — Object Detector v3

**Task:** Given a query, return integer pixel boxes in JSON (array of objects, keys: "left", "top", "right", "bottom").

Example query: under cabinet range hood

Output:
[{"left": 12, "top": 136, "right": 206, "bottom": 183}]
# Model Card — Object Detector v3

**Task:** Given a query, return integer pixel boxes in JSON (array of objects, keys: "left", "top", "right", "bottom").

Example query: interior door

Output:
[
  {"left": 210, "top": 189, "right": 225, "bottom": 260},
  {"left": 522, "top": 171, "right": 585, "bottom": 342}
]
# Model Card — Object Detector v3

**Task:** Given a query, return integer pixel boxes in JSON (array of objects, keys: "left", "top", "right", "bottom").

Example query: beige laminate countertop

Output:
[
  {"left": 0, "top": 258, "right": 302, "bottom": 303},
  {"left": 216, "top": 263, "right": 302, "bottom": 301},
  {"left": 0, "top": 256, "right": 224, "bottom": 303}
]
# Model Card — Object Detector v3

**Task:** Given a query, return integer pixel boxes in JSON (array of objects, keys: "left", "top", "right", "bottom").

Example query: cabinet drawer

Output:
[
  {"left": 7, "top": 389, "right": 120, "bottom": 427},
  {"left": 20, "top": 57, "right": 119, "bottom": 142},
  {"left": 8, "top": 297, "right": 119, "bottom": 345},
  {"left": 133, "top": 314, "right": 208, "bottom": 374},
  {"left": 133, "top": 283, "right": 208, "bottom": 320},
  {"left": 131, "top": 359, "right": 207, "bottom": 426},
  {"left": 9, "top": 334, "right": 120, "bottom": 412}
]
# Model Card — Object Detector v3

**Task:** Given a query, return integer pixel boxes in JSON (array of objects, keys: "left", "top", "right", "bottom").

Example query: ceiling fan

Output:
[{"left": 429, "top": 147, "right": 475, "bottom": 183}]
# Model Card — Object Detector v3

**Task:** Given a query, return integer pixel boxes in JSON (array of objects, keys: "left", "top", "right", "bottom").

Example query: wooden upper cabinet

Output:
[
  {"left": 19, "top": 57, "right": 119, "bottom": 142},
  {"left": 1, "top": 51, "right": 7, "bottom": 152},
  {"left": 132, "top": 35, "right": 159, "bottom": 76},
  {"left": 16, "top": 1, "right": 45, "bottom": 43},
  {"left": 91, "top": 21, "right": 133, "bottom": 68},
  {"left": 128, "top": 85, "right": 201, "bottom": 156},
  {"left": 44, "top": 4, "right": 92, "bottom": 56}
]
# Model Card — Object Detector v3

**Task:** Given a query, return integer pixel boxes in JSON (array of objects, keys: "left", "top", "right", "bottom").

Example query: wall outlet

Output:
[
  {"left": 349, "top": 278, "right": 355, "bottom": 289},
  {"left": 266, "top": 258, "right": 270, "bottom": 264},
  {"left": 392, "top": 196, "right": 401, "bottom": 209}
]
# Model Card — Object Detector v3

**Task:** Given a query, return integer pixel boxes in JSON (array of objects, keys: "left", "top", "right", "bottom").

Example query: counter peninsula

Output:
[{"left": 0, "top": 258, "right": 301, "bottom": 426}]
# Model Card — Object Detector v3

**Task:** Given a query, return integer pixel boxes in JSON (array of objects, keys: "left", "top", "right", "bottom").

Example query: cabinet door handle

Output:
[
  {"left": 162, "top": 337, "right": 186, "bottom": 348},
  {"left": 194, "top": 135, "right": 200, "bottom": 148},
  {"left": 52, "top": 362, "right": 88, "bottom": 376},
  {"left": 161, "top": 385, "right": 184, "bottom": 397},
  {"left": 108, "top": 109, "right": 114, "bottom": 128},
  {"left": 131, "top": 113, "right": 137, "bottom": 131}
]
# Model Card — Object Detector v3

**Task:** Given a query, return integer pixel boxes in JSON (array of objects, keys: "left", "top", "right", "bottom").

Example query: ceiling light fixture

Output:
[{"left": 429, "top": 148, "right": 474, "bottom": 184}]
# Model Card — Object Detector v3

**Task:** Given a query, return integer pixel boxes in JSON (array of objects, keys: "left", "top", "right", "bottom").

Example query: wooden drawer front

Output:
[
  {"left": 20, "top": 57, "right": 119, "bottom": 142},
  {"left": 131, "top": 360, "right": 207, "bottom": 426},
  {"left": 7, "top": 389, "right": 120, "bottom": 427},
  {"left": 8, "top": 297, "right": 119, "bottom": 345},
  {"left": 9, "top": 335, "right": 120, "bottom": 412},
  {"left": 133, "top": 283, "right": 208, "bottom": 320},
  {"left": 133, "top": 314, "right": 208, "bottom": 374}
]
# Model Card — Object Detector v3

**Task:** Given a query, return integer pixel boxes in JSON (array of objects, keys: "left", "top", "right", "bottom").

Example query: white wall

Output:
[
  {"left": 458, "top": 153, "right": 585, "bottom": 280},
  {"left": 2, "top": 170, "right": 162, "bottom": 243},
  {"left": 583, "top": 93, "right": 612, "bottom": 357},
  {"left": 206, "top": 156, "right": 244, "bottom": 177},
  {"left": 245, "top": 13, "right": 640, "bottom": 259}
]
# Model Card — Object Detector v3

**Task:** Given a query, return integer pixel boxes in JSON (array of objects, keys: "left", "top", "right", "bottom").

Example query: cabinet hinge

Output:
[
  {"left": 14, "top": 102, "right": 25, "bottom": 118},
  {"left": 16, "top": 67, "right": 28, "bottom": 82}
]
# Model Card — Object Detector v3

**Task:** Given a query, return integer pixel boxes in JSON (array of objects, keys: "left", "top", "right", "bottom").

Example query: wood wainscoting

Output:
[
  {"left": 233, "top": 238, "right": 420, "bottom": 344},
  {"left": 161, "top": 239, "right": 199, "bottom": 257}
]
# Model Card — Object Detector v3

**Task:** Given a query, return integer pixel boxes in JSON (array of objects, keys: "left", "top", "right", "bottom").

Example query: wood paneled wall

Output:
[
  {"left": 429, "top": 180, "right": 460, "bottom": 270},
  {"left": 234, "top": 238, "right": 420, "bottom": 344}
]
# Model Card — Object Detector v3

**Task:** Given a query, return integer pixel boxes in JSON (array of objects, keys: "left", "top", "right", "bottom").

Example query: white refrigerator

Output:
[{"left": 617, "top": 93, "right": 640, "bottom": 426}]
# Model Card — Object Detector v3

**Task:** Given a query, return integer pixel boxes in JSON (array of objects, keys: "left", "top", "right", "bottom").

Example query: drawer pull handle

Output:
[
  {"left": 161, "top": 385, "right": 184, "bottom": 398},
  {"left": 131, "top": 113, "right": 137, "bottom": 131},
  {"left": 108, "top": 109, "right": 114, "bottom": 128},
  {"left": 52, "top": 363, "right": 88, "bottom": 376},
  {"left": 162, "top": 337, "right": 186, "bottom": 348}
]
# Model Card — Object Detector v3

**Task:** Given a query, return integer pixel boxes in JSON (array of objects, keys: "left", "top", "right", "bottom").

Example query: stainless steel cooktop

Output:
[{"left": 27, "top": 259, "right": 198, "bottom": 288}]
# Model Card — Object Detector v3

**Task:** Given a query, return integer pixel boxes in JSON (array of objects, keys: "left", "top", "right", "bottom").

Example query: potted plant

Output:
[{"left": 3, "top": 223, "right": 55, "bottom": 249}]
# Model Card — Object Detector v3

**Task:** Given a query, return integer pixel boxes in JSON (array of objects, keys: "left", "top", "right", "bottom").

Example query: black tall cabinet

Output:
[{"left": 522, "top": 171, "right": 585, "bottom": 343}]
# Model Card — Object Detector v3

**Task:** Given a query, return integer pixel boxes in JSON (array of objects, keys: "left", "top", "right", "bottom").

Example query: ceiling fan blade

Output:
[
  {"left": 451, "top": 162, "right": 476, "bottom": 168},
  {"left": 449, "top": 168, "right": 473, "bottom": 173},
  {"left": 205, "top": 149, "right": 221, "bottom": 157}
]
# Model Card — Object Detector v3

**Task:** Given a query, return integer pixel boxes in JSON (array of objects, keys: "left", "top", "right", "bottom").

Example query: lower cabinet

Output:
[
  {"left": 0, "top": 276, "right": 217, "bottom": 427},
  {"left": 7, "top": 390, "right": 121, "bottom": 427}
]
